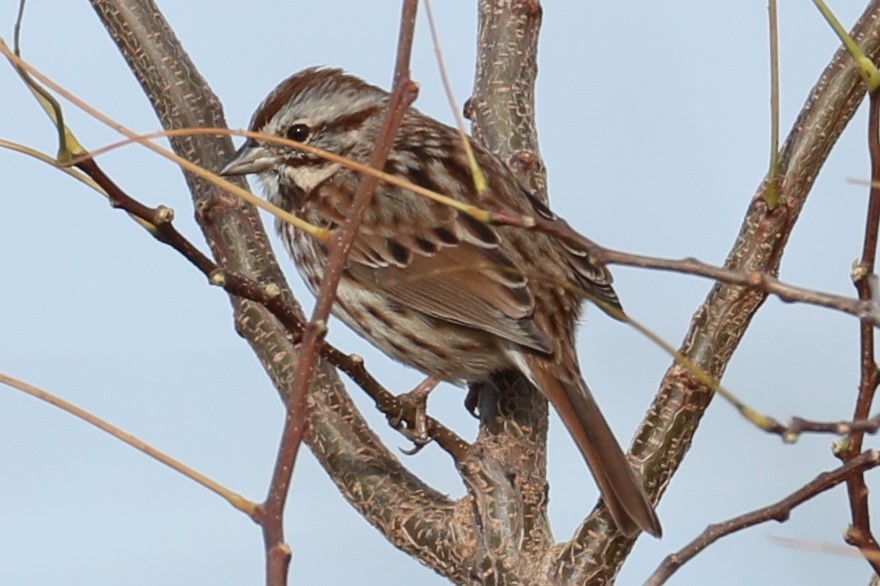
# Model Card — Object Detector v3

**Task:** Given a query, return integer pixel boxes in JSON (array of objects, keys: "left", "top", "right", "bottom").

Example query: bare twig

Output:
[
  {"left": 51, "top": 126, "right": 880, "bottom": 329},
  {"left": 423, "top": 0, "right": 487, "bottom": 193},
  {"left": 595, "top": 247, "right": 880, "bottom": 325},
  {"left": 842, "top": 87, "right": 880, "bottom": 573},
  {"left": 0, "top": 44, "right": 325, "bottom": 240},
  {"left": 82, "top": 150, "right": 471, "bottom": 453},
  {"left": 762, "top": 412, "right": 880, "bottom": 442},
  {"left": 770, "top": 535, "right": 880, "bottom": 561},
  {"left": 619, "top": 310, "right": 880, "bottom": 444},
  {"left": 258, "top": 2, "right": 421, "bottom": 583},
  {"left": 766, "top": 0, "right": 781, "bottom": 208},
  {"left": 0, "top": 371, "right": 255, "bottom": 515},
  {"left": 560, "top": 3, "right": 880, "bottom": 581},
  {"left": 3, "top": 36, "right": 468, "bottom": 457},
  {"left": 644, "top": 450, "right": 880, "bottom": 586}
]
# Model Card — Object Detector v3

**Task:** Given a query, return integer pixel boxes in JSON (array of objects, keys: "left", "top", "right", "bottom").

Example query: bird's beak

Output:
[{"left": 219, "top": 142, "right": 280, "bottom": 176}]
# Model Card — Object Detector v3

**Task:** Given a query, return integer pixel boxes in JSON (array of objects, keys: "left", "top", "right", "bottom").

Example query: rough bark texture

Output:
[
  {"left": 86, "top": 0, "right": 880, "bottom": 584},
  {"left": 558, "top": 3, "right": 880, "bottom": 583},
  {"left": 89, "top": 0, "right": 469, "bottom": 574},
  {"left": 462, "top": 1, "right": 557, "bottom": 583}
]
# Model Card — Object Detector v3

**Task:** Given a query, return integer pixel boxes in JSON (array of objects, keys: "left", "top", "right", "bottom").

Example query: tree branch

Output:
[
  {"left": 558, "top": 2, "right": 880, "bottom": 582},
  {"left": 644, "top": 450, "right": 880, "bottom": 586},
  {"left": 88, "top": 0, "right": 468, "bottom": 579},
  {"left": 841, "top": 85, "right": 880, "bottom": 573},
  {"left": 459, "top": 2, "right": 555, "bottom": 583},
  {"left": 259, "top": 3, "right": 421, "bottom": 581}
]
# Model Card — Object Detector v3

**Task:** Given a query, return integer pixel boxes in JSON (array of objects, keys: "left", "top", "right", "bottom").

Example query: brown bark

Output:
[{"left": 82, "top": 0, "right": 880, "bottom": 584}]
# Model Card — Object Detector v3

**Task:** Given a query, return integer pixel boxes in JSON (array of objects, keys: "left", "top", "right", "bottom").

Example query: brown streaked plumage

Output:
[{"left": 221, "top": 67, "right": 661, "bottom": 538}]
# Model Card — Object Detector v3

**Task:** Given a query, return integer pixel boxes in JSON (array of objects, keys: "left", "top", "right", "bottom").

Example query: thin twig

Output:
[
  {"left": 619, "top": 311, "right": 880, "bottom": 443},
  {"left": 549, "top": 220, "right": 880, "bottom": 326},
  {"left": 4, "top": 39, "right": 472, "bottom": 463},
  {"left": 843, "top": 87, "right": 880, "bottom": 573},
  {"left": 766, "top": 0, "right": 781, "bottom": 208},
  {"left": 423, "top": 0, "right": 487, "bottom": 193},
  {"left": 0, "top": 44, "right": 326, "bottom": 242},
  {"left": 644, "top": 450, "right": 880, "bottom": 586},
  {"left": 46, "top": 125, "right": 880, "bottom": 329},
  {"left": 76, "top": 128, "right": 526, "bottom": 229},
  {"left": 257, "top": 3, "right": 421, "bottom": 584},
  {"left": 765, "top": 412, "right": 880, "bottom": 442},
  {"left": 80, "top": 142, "right": 467, "bottom": 458},
  {"left": 0, "top": 371, "right": 256, "bottom": 515}
]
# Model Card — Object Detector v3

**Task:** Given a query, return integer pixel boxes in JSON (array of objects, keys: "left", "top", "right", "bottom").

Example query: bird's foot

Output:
[{"left": 388, "top": 375, "right": 441, "bottom": 454}]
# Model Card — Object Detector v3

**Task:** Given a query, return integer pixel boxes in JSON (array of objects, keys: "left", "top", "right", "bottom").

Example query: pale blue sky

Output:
[{"left": 1, "top": 2, "right": 876, "bottom": 584}]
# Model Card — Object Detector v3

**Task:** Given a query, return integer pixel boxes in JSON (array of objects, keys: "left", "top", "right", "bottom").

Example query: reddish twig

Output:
[
  {"left": 598, "top": 248, "right": 880, "bottom": 324},
  {"left": 525, "top": 213, "right": 880, "bottom": 327},
  {"left": 843, "top": 88, "right": 880, "bottom": 574},
  {"left": 644, "top": 450, "right": 880, "bottom": 586},
  {"left": 257, "top": 2, "right": 421, "bottom": 584},
  {"left": 763, "top": 412, "right": 880, "bottom": 442}
]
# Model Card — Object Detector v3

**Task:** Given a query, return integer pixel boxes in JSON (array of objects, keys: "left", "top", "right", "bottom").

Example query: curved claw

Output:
[
  {"left": 385, "top": 375, "right": 441, "bottom": 448},
  {"left": 399, "top": 439, "right": 430, "bottom": 456},
  {"left": 388, "top": 413, "right": 432, "bottom": 454},
  {"left": 464, "top": 384, "right": 481, "bottom": 418}
]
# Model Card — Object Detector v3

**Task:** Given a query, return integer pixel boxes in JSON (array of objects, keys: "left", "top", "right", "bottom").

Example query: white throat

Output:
[{"left": 284, "top": 162, "right": 341, "bottom": 193}]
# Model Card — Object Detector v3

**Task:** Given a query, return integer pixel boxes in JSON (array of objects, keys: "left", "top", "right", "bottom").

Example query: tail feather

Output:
[{"left": 525, "top": 355, "right": 662, "bottom": 538}]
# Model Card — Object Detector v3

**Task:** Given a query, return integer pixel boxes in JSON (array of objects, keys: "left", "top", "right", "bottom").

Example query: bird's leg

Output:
[
  {"left": 388, "top": 374, "right": 441, "bottom": 452},
  {"left": 464, "top": 380, "right": 493, "bottom": 420},
  {"left": 465, "top": 379, "right": 501, "bottom": 423}
]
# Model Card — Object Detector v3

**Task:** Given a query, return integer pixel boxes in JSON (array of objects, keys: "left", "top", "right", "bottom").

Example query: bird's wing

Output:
[{"left": 343, "top": 208, "right": 552, "bottom": 355}]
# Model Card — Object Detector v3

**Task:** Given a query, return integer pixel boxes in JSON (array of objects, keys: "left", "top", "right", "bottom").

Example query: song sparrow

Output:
[{"left": 221, "top": 67, "right": 661, "bottom": 538}]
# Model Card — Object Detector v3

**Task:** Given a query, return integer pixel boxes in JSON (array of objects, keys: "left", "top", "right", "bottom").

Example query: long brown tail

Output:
[{"left": 526, "top": 356, "right": 662, "bottom": 538}]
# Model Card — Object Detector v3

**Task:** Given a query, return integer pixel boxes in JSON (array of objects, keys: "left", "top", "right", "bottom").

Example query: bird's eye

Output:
[{"left": 285, "top": 123, "right": 311, "bottom": 143}]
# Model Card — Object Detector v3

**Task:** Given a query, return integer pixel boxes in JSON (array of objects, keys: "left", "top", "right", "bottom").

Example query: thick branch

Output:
[{"left": 459, "top": 2, "right": 554, "bottom": 584}]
